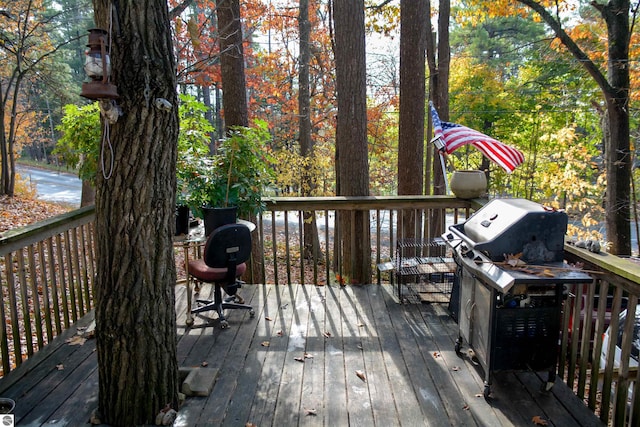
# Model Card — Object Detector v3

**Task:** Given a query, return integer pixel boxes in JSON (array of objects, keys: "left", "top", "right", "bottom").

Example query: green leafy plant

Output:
[
  {"left": 53, "top": 103, "right": 101, "bottom": 184},
  {"left": 187, "top": 120, "right": 274, "bottom": 217},
  {"left": 176, "top": 94, "right": 214, "bottom": 206}
]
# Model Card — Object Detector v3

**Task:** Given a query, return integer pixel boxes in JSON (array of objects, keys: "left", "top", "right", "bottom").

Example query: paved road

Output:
[{"left": 16, "top": 165, "right": 82, "bottom": 207}]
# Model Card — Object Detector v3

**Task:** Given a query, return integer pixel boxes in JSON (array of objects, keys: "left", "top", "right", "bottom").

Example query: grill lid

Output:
[{"left": 448, "top": 199, "right": 567, "bottom": 262}]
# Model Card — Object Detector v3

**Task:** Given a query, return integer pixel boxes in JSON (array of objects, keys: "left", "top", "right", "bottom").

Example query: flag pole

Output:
[{"left": 431, "top": 136, "right": 449, "bottom": 194}]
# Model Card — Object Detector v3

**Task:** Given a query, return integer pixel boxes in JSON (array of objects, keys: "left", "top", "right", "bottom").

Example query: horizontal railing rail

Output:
[{"left": 1, "top": 196, "right": 639, "bottom": 426}]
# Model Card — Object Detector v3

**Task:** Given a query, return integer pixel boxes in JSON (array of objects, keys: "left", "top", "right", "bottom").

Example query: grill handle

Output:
[{"left": 447, "top": 224, "right": 477, "bottom": 250}]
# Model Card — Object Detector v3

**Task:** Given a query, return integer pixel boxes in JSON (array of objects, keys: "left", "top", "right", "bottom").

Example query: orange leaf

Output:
[{"left": 532, "top": 416, "right": 548, "bottom": 426}]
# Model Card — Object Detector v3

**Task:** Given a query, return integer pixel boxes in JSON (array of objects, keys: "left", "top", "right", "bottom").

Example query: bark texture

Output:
[
  {"left": 217, "top": 0, "right": 249, "bottom": 129},
  {"left": 92, "top": 0, "right": 179, "bottom": 424},
  {"left": 398, "top": 0, "right": 428, "bottom": 239},
  {"left": 333, "top": 0, "right": 371, "bottom": 283}
]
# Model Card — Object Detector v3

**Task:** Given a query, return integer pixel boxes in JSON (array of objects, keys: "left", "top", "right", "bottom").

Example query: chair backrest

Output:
[{"left": 203, "top": 223, "right": 252, "bottom": 268}]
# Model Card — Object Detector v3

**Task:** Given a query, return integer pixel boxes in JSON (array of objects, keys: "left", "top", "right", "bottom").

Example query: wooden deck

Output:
[{"left": 0, "top": 283, "right": 603, "bottom": 426}]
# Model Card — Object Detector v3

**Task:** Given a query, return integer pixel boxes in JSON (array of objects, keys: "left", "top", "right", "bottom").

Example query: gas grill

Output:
[{"left": 442, "top": 199, "right": 592, "bottom": 397}]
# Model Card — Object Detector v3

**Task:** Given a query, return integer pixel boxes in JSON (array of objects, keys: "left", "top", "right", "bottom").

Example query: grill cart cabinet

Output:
[{"left": 456, "top": 264, "right": 588, "bottom": 397}]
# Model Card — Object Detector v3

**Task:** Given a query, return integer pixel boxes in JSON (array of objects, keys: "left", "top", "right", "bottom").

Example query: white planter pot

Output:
[{"left": 450, "top": 170, "right": 487, "bottom": 199}]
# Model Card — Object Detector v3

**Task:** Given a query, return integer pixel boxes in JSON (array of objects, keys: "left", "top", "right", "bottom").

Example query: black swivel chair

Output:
[{"left": 187, "top": 223, "right": 255, "bottom": 328}]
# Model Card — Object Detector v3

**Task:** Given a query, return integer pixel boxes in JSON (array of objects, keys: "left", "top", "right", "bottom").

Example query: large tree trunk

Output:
[
  {"left": 216, "top": 0, "right": 266, "bottom": 280},
  {"left": 92, "top": 1, "right": 179, "bottom": 425},
  {"left": 217, "top": 0, "right": 248, "bottom": 129},
  {"left": 299, "top": 0, "right": 322, "bottom": 260},
  {"left": 602, "top": 0, "right": 631, "bottom": 255},
  {"left": 398, "top": 0, "right": 428, "bottom": 240},
  {"left": 426, "top": 0, "right": 450, "bottom": 241},
  {"left": 80, "top": 180, "right": 95, "bottom": 207},
  {"left": 332, "top": 0, "right": 371, "bottom": 284}
]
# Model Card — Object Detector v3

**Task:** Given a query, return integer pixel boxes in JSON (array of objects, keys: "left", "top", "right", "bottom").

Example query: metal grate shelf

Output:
[{"left": 392, "top": 238, "right": 455, "bottom": 304}]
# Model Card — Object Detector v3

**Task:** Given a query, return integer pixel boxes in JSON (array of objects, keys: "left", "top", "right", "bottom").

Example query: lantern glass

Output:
[{"left": 84, "top": 53, "right": 111, "bottom": 79}]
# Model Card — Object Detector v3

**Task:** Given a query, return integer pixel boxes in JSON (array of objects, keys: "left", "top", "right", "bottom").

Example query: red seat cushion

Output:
[{"left": 188, "top": 259, "right": 247, "bottom": 282}]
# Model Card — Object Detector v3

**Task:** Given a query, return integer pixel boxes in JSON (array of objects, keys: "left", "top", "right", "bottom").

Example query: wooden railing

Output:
[
  {"left": 251, "top": 196, "right": 478, "bottom": 285},
  {"left": 562, "top": 246, "right": 640, "bottom": 426},
  {"left": 2, "top": 196, "right": 640, "bottom": 426},
  {"left": 0, "top": 206, "right": 96, "bottom": 376}
]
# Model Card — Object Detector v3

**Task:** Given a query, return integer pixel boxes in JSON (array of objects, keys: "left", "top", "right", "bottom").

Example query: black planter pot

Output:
[
  {"left": 0, "top": 397, "right": 15, "bottom": 414},
  {"left": 175, "top": 205, "right": 190, "bottom": 236},
  {"left": 202, "top": 206, "right": 238, "bottom": 236}
]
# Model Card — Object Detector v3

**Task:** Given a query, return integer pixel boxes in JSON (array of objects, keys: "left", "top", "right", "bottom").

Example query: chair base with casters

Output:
[{"left": 186, "top": 223, "right": 255, "bottom": 329}]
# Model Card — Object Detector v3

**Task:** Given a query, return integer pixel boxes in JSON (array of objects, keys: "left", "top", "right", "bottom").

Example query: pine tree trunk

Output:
[
  {"left": 92, "top": 0, "right": 179, "bottom": 425},
  {"left": 217, "top": 0, "right": 248, "bottom": 129},
  {"left": 426, "top": 0, "right": 450, "bottom": 241},
  {"left": 299, "top": 0, "right": 322, "bottom": 260},
  {"left": 398, "top": 0, "right": 428, "bottom": 240},
  {"left": 333, "top": 0, "right": 371, "bottom": 284}
]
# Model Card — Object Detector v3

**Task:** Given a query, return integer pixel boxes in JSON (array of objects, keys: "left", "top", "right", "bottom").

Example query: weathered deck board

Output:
[{"left": 0, "top": 284, "right": 604, "bottom": 426}]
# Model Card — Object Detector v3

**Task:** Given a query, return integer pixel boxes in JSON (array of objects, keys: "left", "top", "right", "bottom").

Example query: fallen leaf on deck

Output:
[
  {"left": 265, "top": 317, "right": 273, "bottom": 321},
  {"left": 452, "top": 366, "right": 460, "bottom": 371},
  {"left": 66, "top": 335, "right": 86, "bottom": 346},
  {"left": 245, "top": 423, "right": 257, "bottom": 427},
  {"left": 201, "top": 361, "right": 208, "bottom": 367},
  {"left": 432, "top": 351, "right": 441, "bottom": 358},
  {"left": 294, "top": 356, "right": 305, "bottom": 363},
  {"left": 474, "top": 393, "right": 483, "bottom": 398},
  {"left": 462, "top": 404, "right": 470, "bottom": 410},
  {"left": 305, "top": 408, "right": 317, "bottom": 416},
  {"left": 261, "top": 341, "right": 270, "bottom": 347},
  {"left": 304, "top": 353, "right": 313, "bottom": 359},
  {"left": 323, "top": 331, "right": 332, "bottom": 338},
  {"left": 355, "top": 370, "right": 367, "bottom": 382},
  {"left": 358, "top": 323, "right": 365, "bottom": 327},
  {"left": 531, "top": 416, "right": 548, "bottom": 425},
  {"left": 276, "top": 330, "right": 283, "bottom": 337},
  {"left": 56, "top": 364, "right": 64, "bottom": 370}
]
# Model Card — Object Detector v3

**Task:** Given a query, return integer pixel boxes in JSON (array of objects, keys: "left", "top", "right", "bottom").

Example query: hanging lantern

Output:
[{"left": 80, "top": 28, "right": 119, "bottom": 100}]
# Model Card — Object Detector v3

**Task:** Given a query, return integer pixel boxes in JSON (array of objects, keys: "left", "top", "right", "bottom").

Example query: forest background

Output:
[{"left": 1, "top": 0, "right": 638, "bottom": 252}]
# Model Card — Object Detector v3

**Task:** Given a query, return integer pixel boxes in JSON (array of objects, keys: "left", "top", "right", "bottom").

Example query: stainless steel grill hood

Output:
[{"left": 447, "top": 199, "right": 567, "bottom": 262}]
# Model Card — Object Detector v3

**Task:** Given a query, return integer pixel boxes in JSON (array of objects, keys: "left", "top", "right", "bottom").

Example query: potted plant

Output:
[
  {"left": 175, "top": 94, "right": 214, "bottom": 235},
  {"left": 187, "top": 120, "right": 274, "bottom": 235}
]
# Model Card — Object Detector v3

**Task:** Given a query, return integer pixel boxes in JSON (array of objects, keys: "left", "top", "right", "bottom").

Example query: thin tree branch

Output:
[{"left": 518, "top": 0, "right": 615, "bottom": 99}]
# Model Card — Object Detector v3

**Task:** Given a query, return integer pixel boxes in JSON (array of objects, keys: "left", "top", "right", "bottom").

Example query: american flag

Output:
[{"left": 429, "top": 103, "right": 524, "bottom": 173}]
